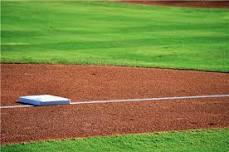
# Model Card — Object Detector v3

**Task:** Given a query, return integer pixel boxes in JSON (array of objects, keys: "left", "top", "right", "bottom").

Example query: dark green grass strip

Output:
[
  {"left": 1, "top": 1, "right": 229, "bottom": 72},
  {"left": 1, "top": 128, "right": 229, "bottom": 152}
]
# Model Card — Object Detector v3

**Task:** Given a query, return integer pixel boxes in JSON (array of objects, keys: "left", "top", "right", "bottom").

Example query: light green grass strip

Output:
[
  {"left": 1, "top": 1, "right": 229, "bottom": 72},
  {"left": 1, "top": 128, "right": 229, "bottom": 152}
]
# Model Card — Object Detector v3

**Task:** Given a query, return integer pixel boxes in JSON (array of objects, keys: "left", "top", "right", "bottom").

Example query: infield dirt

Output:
[
  {"left": 1, "top": 98, "right": 228, "bottom": 144},
  {"left": 1, "top": 64, "right": 229, "bottom": 144},
  {"left": 1, "top": 64, "right": 229, "bottom": 106}
]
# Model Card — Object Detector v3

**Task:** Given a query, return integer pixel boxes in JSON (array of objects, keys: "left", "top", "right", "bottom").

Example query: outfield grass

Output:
[
  {"left": 1, "top": 1, "right": 229, "bottom": 72},
  {"left": 1, "top": 128, "right": 229, "bottom": 152}
]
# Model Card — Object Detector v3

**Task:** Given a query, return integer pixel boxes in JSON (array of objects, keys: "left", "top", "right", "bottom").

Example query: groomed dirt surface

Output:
[
  {"left": 1, "top": 98, "right": 228, "bottom": 144},
  {"left": 1, "top": 64, "right": 229, "bottom": 106},
  {"left": 1, "top": 64, "right": 229, "bottom": 144},
  {"left": 121, "top": 0, "right": 229, "bottom": 8}
]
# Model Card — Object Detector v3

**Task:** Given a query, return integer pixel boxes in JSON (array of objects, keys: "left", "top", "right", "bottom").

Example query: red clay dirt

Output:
[
  {"left": 121, "top": 0, "right": 229, "bottom": 8},
  {"left": 1, "top": 64, "right": 229, "bottom": 105},
  {"left": 1, "top": 64, "right": 229, "bottom": 144},
  {"left": 1, "top": 98, "right": 229, "bottom": 144}
]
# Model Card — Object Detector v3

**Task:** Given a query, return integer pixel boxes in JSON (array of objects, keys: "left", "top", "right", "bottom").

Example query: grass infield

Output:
[
  {"left": 1, "top": 1, "right": 229, "bottom": 72},
  {"left": 1, "top": 128, "right": 229, "bottom": 152}
]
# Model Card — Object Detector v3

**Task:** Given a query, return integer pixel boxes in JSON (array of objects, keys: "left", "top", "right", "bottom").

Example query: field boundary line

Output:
[
  {"left": 1, "top": 94, "right": 229, "bottom": 109},
  {"left": 0, "top": 104, "right": 33, "bottom": 109},
  {"left": 71, "top": 94, "right": 229, "bottom": 105}
]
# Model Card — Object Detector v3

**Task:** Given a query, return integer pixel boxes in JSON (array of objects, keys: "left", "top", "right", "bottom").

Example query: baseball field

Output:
[{"left": 1, "top": 0, "right": 229, "bottom": 151}]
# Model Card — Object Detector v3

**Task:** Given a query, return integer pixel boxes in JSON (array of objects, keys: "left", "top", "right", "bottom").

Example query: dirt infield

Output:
[
  {"left": 1, "top": 98, "right": 229, "bottom": 144},
  {"left": 1, "top": 64, "right": 229, "bottom": 144},
  {"left": 1, "top": 64, "right": 229, "bottom": 106},
  {"left": 122, "top": 1, "right": 229, "bottom": 8}
]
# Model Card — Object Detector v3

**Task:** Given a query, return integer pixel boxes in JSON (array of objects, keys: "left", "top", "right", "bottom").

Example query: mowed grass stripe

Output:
[
  {"left": 1, "top": 1, "right": 229, "bottom": 71},
  {"left": 1, "top": 128, "right": 229, "bottom": 152}
]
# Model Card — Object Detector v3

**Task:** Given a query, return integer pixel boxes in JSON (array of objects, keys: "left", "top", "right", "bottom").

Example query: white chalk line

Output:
[
  {"left": 1, "top": 94, "right": 229, "bottom": 109},
  {"left": 1, "top": 104, "right": 34, "bottom": 109},
  {"left": 71, "top": 94, "right": 229, "bottom": 105}
]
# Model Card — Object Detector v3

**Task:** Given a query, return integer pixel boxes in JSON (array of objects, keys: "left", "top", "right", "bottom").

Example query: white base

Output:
[{"left": 17, "top": 95, "right": 71, "bottom": 106}]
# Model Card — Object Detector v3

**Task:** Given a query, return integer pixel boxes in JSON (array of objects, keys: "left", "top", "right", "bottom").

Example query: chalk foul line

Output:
[
  {"left": 1, "top": 104, "right": 33, "bottom": 109},
  {"left": 1, "top": 94, "right": 229, "bottom": 109},
  {"left": 70, "top": 94, "right": 229, "bottom": 105}
]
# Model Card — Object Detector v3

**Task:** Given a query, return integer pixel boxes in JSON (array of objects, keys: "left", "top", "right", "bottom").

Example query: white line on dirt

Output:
[
  {"left": 70, "top": 94, "right": 229, "bottom": 105},
  {"left": 1, "top": 94, "right": 229, "bottom": 109},
  {"left": 0, "top": 104, "right": 34, "bottom": 109}
]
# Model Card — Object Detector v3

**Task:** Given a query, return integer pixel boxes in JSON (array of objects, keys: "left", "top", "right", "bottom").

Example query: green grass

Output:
[
  {"left": 1, "top": 1, "right": 229, "bottom": 72},
  {"left": 1, "top": 128, "right": 229, "bottom": 152}
]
